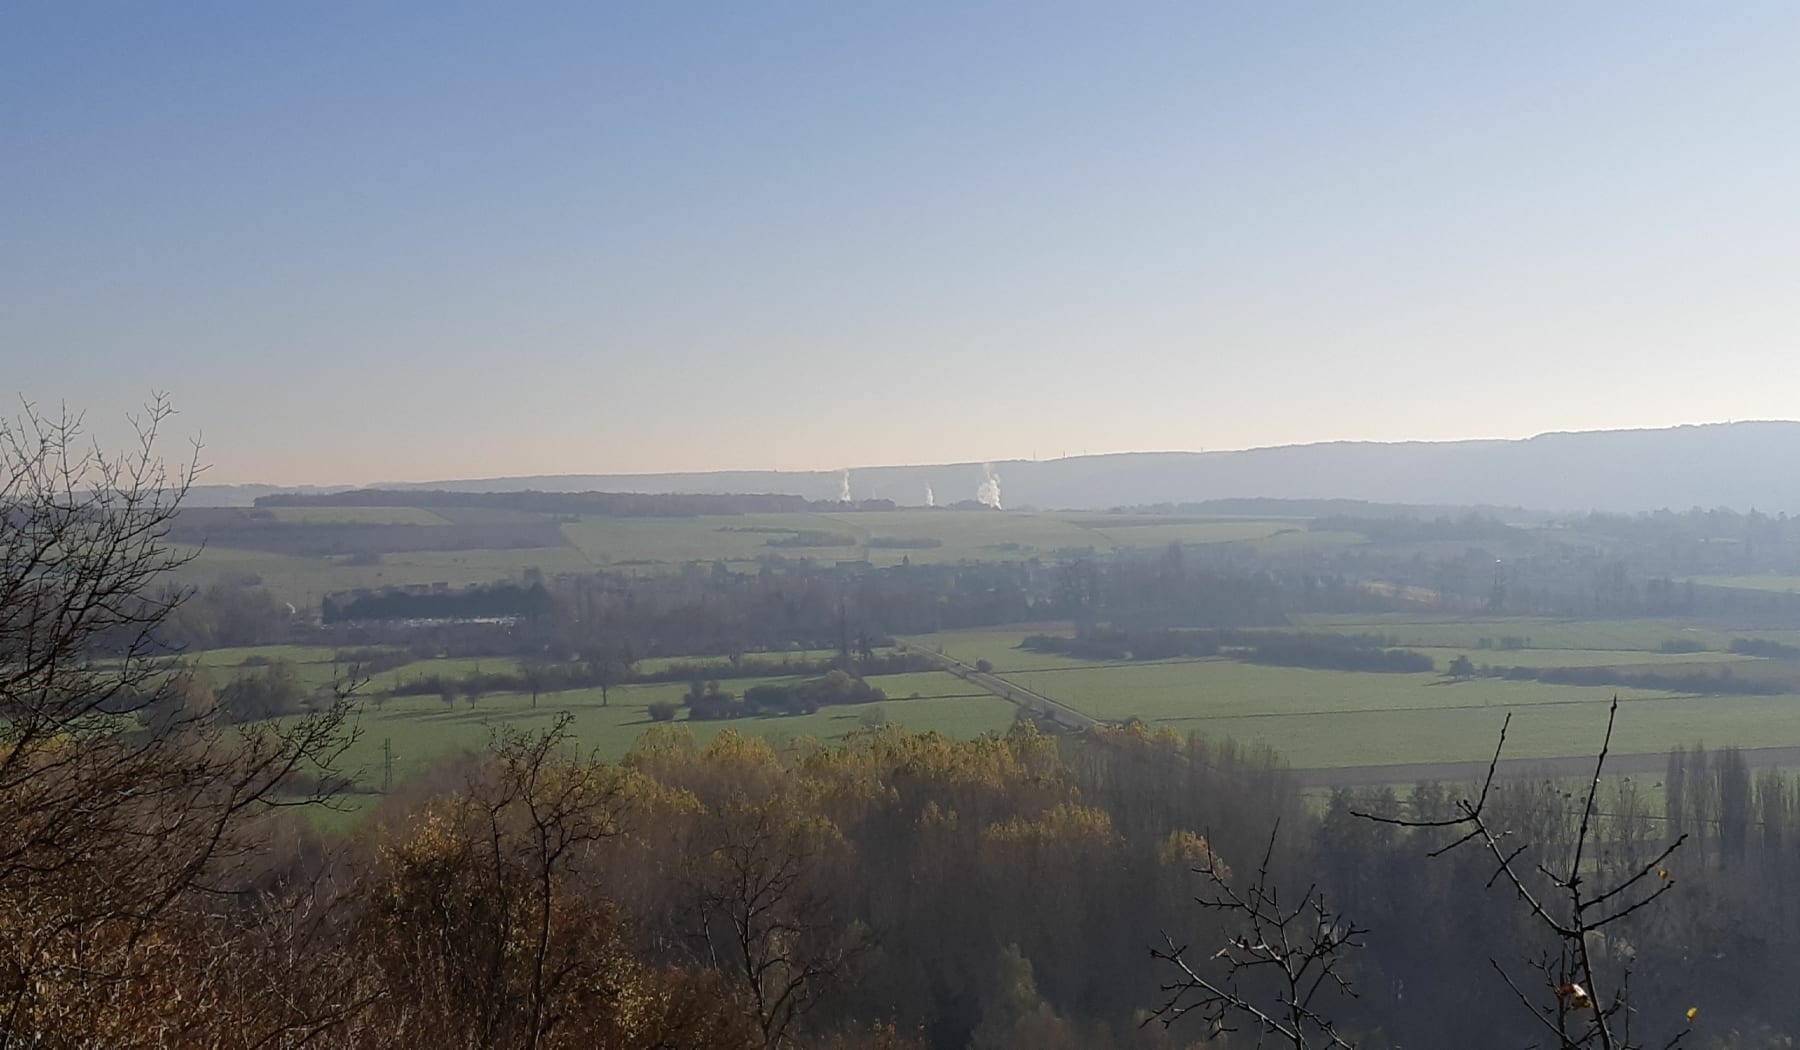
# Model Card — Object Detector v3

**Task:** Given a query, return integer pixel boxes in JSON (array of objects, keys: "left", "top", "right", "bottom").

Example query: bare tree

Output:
[
  {"left": 1149, "top": 699, "right": 1696, "bottom": 1050},
  {"left": 1356, "top": 698, "right": 1691, "bottom": 1050},
  {"left": 685, "top": 793, "right": 867, "bottom": 1048},
  {"left": 0, "top": 397, "right": 359, "bottom": 1045},
  {"left": 1146, "top": 825, "right": 1364, "bottom": 1049},
  {"left": 488, "top": 716, "right": 638, "bottom": 1048},
  {"left": 360, "top": 713, "right": 760, "bottom": 1049}
]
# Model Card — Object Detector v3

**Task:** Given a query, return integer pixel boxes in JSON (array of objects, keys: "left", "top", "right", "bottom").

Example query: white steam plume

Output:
[
  {"left": 976, "top": 464, "right": 1002, "bottom": 510},
  {"left": 838, "top": 469, "right": 852, "bottom": 502},
  {"left": 925, "top": 484, "right": 935, "bottom": 508}
]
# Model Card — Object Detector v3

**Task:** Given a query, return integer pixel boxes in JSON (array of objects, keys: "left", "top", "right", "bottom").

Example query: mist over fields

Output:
[
  {"left": 24, "top": 0, "right": 1800, "bottom": 1043},
  {"left": 191, "top": 421, "right": 1800, "bottom": 513}
]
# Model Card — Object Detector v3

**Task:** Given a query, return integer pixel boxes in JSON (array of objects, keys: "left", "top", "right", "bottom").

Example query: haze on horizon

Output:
[{"left": 9, "top": 3, "right": 1800, "bottom": 486}]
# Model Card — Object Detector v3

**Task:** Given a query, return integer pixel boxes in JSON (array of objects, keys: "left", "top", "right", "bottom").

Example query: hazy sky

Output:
[{"left": 8, "top": 3, "right": 1800, "bottom": 485}]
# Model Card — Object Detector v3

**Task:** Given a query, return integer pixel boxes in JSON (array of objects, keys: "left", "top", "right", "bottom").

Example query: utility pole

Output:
[{"left": 382, "top": 737, "right": 395, "bottom": 794}]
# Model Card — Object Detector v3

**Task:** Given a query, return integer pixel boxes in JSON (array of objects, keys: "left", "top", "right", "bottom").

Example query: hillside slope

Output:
[{"left": 197, "top": 421, "right": 1800, "bottom": 513}]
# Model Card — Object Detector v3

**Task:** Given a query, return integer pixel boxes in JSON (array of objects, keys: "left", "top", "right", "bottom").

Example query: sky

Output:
[{"left": 7, "top": 3, "right": 1800, "bottom": 486}]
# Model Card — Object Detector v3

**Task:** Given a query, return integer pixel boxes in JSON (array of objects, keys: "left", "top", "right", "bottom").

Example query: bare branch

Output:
[{"left": 1353, "top": 698, "right": 1692, "bottom": 1050}]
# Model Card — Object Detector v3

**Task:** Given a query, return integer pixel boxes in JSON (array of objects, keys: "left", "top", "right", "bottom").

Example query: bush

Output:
[
  {"left": 743, "top": 683, "right": 819, "bottom": 716},
  {"left": 647, "top": 700, "right": 678, "bottom": 722},
  {"left": 686, "top": 695, "right": 744, "bottom": 720},
  {"left": 216, "top": 658, "right": 309, "bottom": 722},
  {"left": 866, "top": 536, "right": 944, "bottom": 549},
  {"left": 766, "top": 530, "right": 857, "bottom": 548},
  {"left": 1732, "top": 637, "right": 1800, "bottom": 659},
  {"left": 683, "top": 681, "right": 743, "bottom": 721}
]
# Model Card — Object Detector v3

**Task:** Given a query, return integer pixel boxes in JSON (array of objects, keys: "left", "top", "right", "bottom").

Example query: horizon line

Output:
[{"left": 197, "top": 417, "right": 1799, "bottom": 490}]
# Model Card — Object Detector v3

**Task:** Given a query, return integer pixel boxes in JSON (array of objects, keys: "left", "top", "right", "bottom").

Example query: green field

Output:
[
  {"left": 158, "top": 645, "right": 504, "bottom": 694},
  {"left": 329, "top": 671, "right": 1013, "bottom": 790},
  {"left": 558, "top": 509, "right": 1131, "bottom": 570},
  {"left": 905, "top": 626, "right": 1105, "bottom": 672},
  {"left": 179, "top": 613, "right": 1800, "bottom": 799},
  {"left": 163, "top": 644, "right": 1010, "bottom": 795},
  {"left": 907, "top": 621, "right": 1800, "bottom": 771},
  {"left": 191, "top": 622, "right": 1800, "bottom": 776},
  {"left": 178, "top": 644, "right": 365, "bottom": 690},
  {"left": 164, "top": 495, "right": 1800, "bottom": 780},
  {"left": 559, "top": 514, "right": 836, "bottom": 566}
]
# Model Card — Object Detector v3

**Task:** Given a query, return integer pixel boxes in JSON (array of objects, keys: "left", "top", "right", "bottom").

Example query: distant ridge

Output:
[{"left": 192, "top": 421, "right": 1800, "bottom": 513}]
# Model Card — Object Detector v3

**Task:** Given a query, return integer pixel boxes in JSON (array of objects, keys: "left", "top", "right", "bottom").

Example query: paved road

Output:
[{"left": 913, "top": 649, "right": 1098, "bottom": 730}]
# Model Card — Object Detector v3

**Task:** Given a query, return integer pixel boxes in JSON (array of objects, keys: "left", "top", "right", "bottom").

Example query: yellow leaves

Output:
[
  {"left": 0, "top": 731, "right": 77, "bottom": 768},
  {"left": 381, "top": 801, "right": 467, "bottom": 866},
  {"left": 631, "top": 776, "right": 703, "bottom": 819},
  {"left": 1090, "top": 720, "right": 1184, "bottom": 756},
  {"left": 701, "top": 727, "right": 781, "bottom": 768},
  {"left": 1686, "top": 1005, "right": 1699, "bottom": 1024},
  {"left": 982, "top": 803, "right": 1117, "bottom": 854},
  {"left": 1158, "top": 830, "right": 1231, "bottom": 885},
  {"left": 623, "top": 722, "right": 699, "bottom": 765},
  {"left": 917, "top": 800, "right": 959, "bottom": 832},
  {"left": 543, "top": 760, "right": 661, "bottom": 823}
]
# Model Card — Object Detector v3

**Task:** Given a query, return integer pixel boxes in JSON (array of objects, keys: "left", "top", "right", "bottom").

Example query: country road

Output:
[{"left": 912, "top": 648, "right": 1097, "bottom": 731}]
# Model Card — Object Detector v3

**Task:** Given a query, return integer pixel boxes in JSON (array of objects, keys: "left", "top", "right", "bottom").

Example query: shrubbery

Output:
[
  {"left": 217, "top": 658, "right": 313, "bottom": 721},
  {"left": 1732, "top": 636, "right": 1800, "bottom": 659},
  {"left": 684, "top": 670, "right": 886, "bottom": 721},
  {"left": 1484, "top": 662, "right": 1785, "bottom": 695}
]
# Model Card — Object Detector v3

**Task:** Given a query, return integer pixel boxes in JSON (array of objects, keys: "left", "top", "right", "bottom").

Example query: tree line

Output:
[
  {"left": 1022, "top": 628, "right": 1436, "bottom": 674},
  {"left": 20, "top": 402, "right": 1800, "bottom": 1047},
  {"left": 255, "top": 488, "right": 906, "bottom": 516}
]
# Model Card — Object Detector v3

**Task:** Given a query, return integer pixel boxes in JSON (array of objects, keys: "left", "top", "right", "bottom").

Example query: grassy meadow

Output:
[
  {"left": 905, "top": 621, "right": 1800, "bottom": 771},
  {"left": 200, "top": 617, "right": 1800, "bottom": 782},
  {"left": 183, "top": 643, "right": 1011, "bottom": 797},
  {"left": 331, "top": 675, "right": 1014, "bottom": 791},
  {"left": 164, "top": 499, "right": 1800, "bottom": 787}
]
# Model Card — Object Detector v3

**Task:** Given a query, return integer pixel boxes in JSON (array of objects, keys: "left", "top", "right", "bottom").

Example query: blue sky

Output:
[{"left": 7, "top": 3, "right": 1800, "bottom": 484}]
